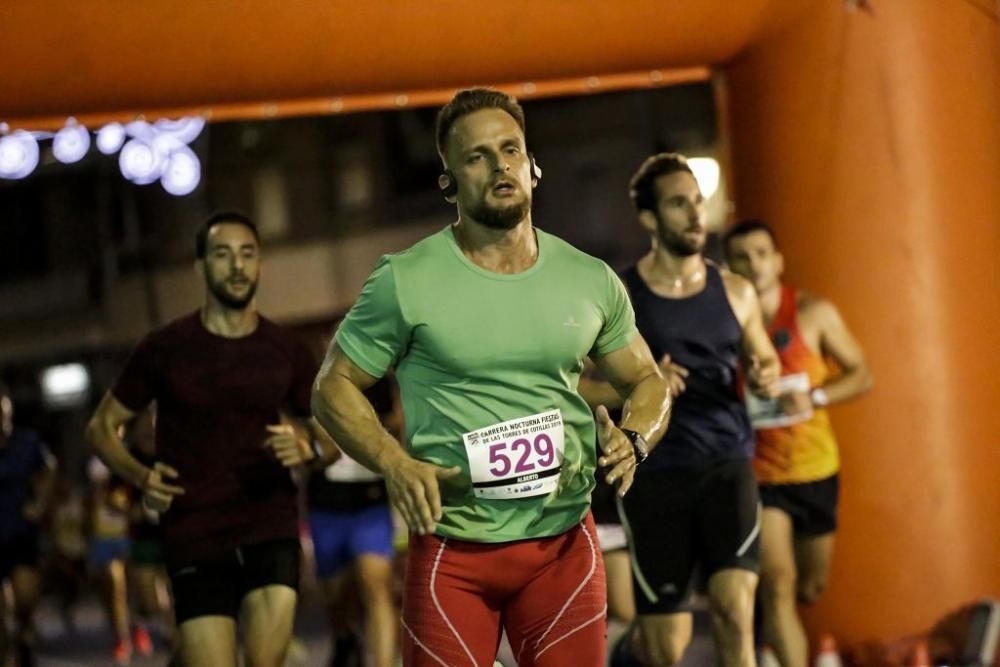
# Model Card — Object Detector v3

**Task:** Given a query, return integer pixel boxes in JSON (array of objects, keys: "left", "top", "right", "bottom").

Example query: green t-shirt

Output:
[{"left": 336, "top": 226, "right": 637, "bottom": 542}]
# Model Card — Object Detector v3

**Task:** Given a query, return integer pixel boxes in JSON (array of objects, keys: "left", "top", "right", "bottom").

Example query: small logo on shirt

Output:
[
  {"left": 659, "top": 582, "right": 678, "bottom": 594},
  {"left": 563, "top": 315, "right": 581, "bottom": 328}
]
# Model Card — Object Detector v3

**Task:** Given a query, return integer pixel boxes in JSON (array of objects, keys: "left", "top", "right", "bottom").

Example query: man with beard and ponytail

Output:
[
  {"left": 86, "top": 212, "right": 325, "bottom": 667},
  {"left": 312, "top": 88, "right": 671, "bottom": 667},
  {"left": 580, "top": 153, "right": 781, "bottom": 667}
]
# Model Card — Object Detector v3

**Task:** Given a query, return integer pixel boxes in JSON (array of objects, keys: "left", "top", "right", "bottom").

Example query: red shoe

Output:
[
  {"left": 113, "top": 638, "right": 133, "bottom": 665},
  {"left": 132, "top": 624, "right": 154, "bottom": 656}
]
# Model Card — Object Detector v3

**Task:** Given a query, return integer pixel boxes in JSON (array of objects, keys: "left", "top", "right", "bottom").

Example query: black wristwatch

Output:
[{"left": 619, "top": 429, "right": 649, "bottom": 464}]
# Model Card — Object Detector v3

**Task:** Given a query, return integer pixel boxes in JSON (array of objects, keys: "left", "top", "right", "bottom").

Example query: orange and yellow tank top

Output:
[{"left": 753, "top": 285, "right": 839, "bottom": 484}]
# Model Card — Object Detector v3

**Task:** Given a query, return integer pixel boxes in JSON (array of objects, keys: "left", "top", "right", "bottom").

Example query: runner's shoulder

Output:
[
  {"left": 397, "top": 227, "right": 455, "bottom": 260},
  {"left": 795, "top": 290, "right": 839, "bottom": 325},
  {"left": 142, "top": 311, "right": 201, "bottom": 347},
  {"left": 252, "top": 315, "right": 311, "bottom": 356},
  {"left": 538, "top": 228, "right": 617, "bottom": 278},
  {"left": 718, "top": 264, "right": 756, "bottom": 303},
  {"left": 375, "top": 227, "right": 453, "bottom": 273}
]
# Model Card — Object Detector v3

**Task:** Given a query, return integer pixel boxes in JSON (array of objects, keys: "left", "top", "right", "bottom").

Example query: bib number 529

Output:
[{"left": 488, "top": 434, "right": 556, "bottom": 477}]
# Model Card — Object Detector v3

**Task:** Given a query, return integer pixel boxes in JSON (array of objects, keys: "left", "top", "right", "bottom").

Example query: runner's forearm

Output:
[
  {"left": 619, "top": 373, "right": 672, "bottom": 453},
  {"left": 311, "top": 372, "right": 407, "bottom": 476},
  {"left": 84, "top": 418, "right": 150, "bottom": 489},
  {"left": 815, "top": 364, "right": 873, "bottom": 406},
  {"left": 578, "top": 376, "right": 625, "bottom": 411}
]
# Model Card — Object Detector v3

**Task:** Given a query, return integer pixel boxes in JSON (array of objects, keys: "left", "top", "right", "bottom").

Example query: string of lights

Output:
[{"left": 0, "top": 116, "right": 204, "bottom": 196}]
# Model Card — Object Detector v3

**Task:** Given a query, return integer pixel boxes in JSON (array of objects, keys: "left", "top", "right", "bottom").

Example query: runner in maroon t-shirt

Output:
[{"left": 85, "top": 212, "right": 324, "bottom": 667}]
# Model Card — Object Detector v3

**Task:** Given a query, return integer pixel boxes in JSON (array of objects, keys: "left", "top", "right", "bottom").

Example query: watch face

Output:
[{"left": 628, "top": 432, "right": 648, "bottom": 459}]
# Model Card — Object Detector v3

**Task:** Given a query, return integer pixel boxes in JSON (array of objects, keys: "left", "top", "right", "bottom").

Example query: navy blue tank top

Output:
[{"left": 623, "top": 263, "right": 753, "bottom": 468}]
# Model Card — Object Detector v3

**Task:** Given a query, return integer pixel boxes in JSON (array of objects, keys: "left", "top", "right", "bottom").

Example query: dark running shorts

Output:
[
  {"left": 619, "top": 458, "right": 761, "bottom": 614},
  {"left": 0, "top": 528, "right": 40, "bottom": 580},
  {"left": 168, "top": 538, "right": 300, "bottom": 624},
  {"left": 759, "top": 474, "right": 839, "bottom": 537}
]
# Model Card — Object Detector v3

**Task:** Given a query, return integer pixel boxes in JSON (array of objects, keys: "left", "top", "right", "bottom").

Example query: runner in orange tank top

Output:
[{"left": 724, "top": 220, "right": 873, "bottom": 667}]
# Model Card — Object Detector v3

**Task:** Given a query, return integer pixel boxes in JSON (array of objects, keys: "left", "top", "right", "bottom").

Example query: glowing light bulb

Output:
[
  {"left": 53, "top": 120, "right": 91, "bottom": 164},
  {"left": 96, "top": 123, "right": 126, "bottom": 154},
  {"left": 154, "top": 117, "right": 205, "bottom": 144},
  {"left": 119, "top": 139, "right": 162, "bottom": 185},
  {"left": 0, "top": 130, "right": 40, "bottom": 179},
  {"left": 160, "top": 146, "right": 201, "bottom": 196}
]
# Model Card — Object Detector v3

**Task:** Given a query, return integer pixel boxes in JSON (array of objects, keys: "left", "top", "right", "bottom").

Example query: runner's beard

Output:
[
  {"left": 658, "top": 218, "right": 704, "bottom": 257},
  {"left": 206, "top": 272, "right": 258, "bottom": 309},
  {"left": 470, "top": 191, "right": 532, "bottom": 230}
]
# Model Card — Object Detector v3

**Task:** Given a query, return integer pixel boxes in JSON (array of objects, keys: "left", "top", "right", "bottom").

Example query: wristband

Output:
[
  {"left": 810, "top": 387, "right": 829, "bottom": 407},
  {"left": 309, "top": 439, "right": 324, "bottom": 462}
]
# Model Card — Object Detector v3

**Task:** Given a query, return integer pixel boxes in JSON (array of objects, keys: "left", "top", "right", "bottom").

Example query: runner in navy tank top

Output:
[
  {"left": 581, "top": 153, "right": 780, "bottom": 667},
  {"left": 622, "top": 263, "right": 754, "bottom": 468}
]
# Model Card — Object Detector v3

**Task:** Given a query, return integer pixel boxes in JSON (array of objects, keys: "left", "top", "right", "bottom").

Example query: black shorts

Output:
[
  {"left": 759, "top": 475, "right": 839, "bottom": 537},
  {"left": 0, "top": 528, "right": 40, "bottom": 580},
  {"left": 168, "top": 538, "right": 301, "bottom": 624},
  {"left": 620, "top": 458, "right": 761, "bottom": 615}
]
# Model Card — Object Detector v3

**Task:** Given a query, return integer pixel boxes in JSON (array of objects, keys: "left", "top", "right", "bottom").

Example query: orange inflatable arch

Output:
[{"left": 3, "top": 0, "right": 998, "bottom": 645}]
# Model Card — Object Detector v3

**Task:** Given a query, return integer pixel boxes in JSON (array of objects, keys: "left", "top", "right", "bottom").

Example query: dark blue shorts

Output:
[
  {"left": 89, "top": 537, "right": 131, "bottom": 567},
  {"left": 308, "top": 505, "right": 394, "bottom": 579}
]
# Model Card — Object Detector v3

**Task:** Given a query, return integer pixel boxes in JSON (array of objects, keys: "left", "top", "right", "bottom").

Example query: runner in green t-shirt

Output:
[{"left": 312, "top": 88, "right": 671, "bottom": 667}]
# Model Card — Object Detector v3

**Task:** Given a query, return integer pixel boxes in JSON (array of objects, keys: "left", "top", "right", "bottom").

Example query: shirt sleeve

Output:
[
  {"left": 335, "top": 256, "right": 411, "bottom": 379},
  {"left": 110, "top": 334, "right": 160, "bottom": 413},
  {"left": 592, "top": 263, "right": 638, "bottom": 357}
]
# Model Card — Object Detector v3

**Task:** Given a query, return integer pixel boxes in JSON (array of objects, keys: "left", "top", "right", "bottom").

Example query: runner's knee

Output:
[
  {"left": 643, "top": 632, "right": 688, "bottom": 667},
  {"left": 709, "top": 589, "right": 755, "bottom": 634},
  {"left": 244, "top": 634, "right": 289, "bottom": 667},
  {"left": 760, "top": 565, "right": 797, "bottom": 606},
  {"left": 357, "top": 558, "right": 393, "bottom": 598},
  {"left": 796, "top": 575, "right": 827, "bottom": 605}
]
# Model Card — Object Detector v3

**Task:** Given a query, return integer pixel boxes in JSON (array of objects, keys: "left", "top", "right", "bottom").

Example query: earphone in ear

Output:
[
  {"left": 439, "top": 170, "right": 458, "bottom": 199},
  {"left": 438, "top": 152, "right": 543, "bottom": 201},
  {"left": 528, "top": 152, "right": 543, "bottom": 183}
]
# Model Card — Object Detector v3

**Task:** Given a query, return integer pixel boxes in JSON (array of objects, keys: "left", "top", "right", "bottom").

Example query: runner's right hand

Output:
[
  {"left": 141, "top": 462, "right": 185, "bottom": 513},
  {"left": 779, "top": 389, "right": 812, "bottom": 417},
  {"left": 382, "top": 455, "right": 461, "bottom": 536},
  {"left": 658, "top": 354, "right": 689, "bottom": 397}
]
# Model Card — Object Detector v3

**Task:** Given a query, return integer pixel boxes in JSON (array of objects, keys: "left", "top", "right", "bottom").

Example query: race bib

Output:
[
  {"left": 462, "top": 409, "right": 565, "bottom": 500},
  {"left": 746, "top": 372, "right": 813, "bottom": 429}
]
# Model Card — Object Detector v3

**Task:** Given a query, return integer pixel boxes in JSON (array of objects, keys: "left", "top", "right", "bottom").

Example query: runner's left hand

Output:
[
  {"left": 746, "top": 355, "right": 780, "bottom": 399},
  {"left": 266, "top": 424, "right": 313, "bottom": 467},
  {"left": 595, "top": 405, "right": 637, "bottom": 497}
]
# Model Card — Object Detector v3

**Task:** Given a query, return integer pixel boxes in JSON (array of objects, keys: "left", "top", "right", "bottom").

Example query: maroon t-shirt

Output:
[{"left": 111, "top": 312, "right": 318, "bottom": 566}]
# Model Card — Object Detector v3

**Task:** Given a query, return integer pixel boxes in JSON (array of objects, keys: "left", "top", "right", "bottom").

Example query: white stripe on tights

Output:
[
  {"left": 430, "top": 538, "right": 478, "bottom": 667},
  {"left": 400, "top": 617, "right": 450, "bottom": 667},
  {"left": 534, "top": 605, "right": 608, "bottom": 659},
  {"left": 532, "top": 519, "right": 598, "bottom": 650}
]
